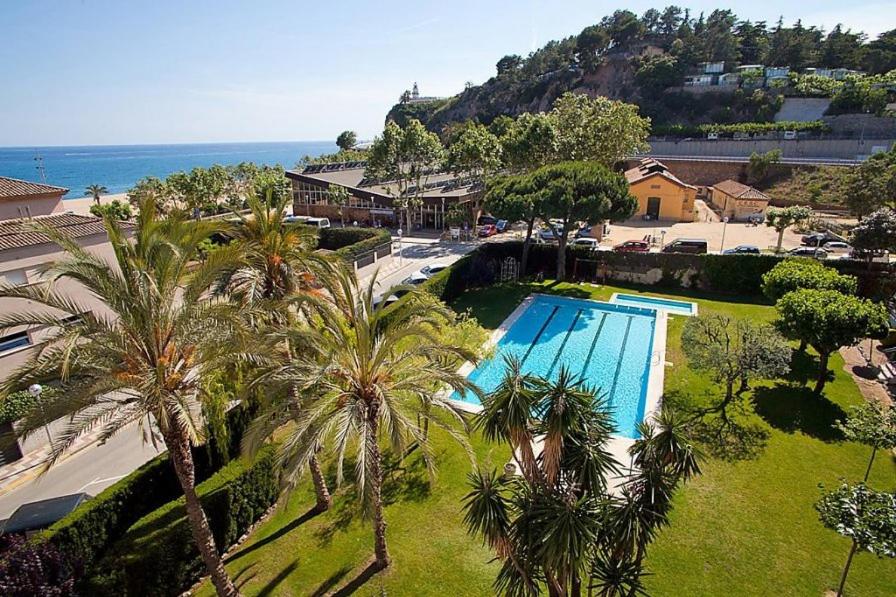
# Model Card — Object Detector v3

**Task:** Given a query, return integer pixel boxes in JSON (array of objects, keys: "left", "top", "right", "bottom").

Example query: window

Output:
[
  {"left": 0, "top": 269, "right": 28, "bottom": 286},
  {"left": 0, "top": 331, "right": 31, "bottom": 354}
]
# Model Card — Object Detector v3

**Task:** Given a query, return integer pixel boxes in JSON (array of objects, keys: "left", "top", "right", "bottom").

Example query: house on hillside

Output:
[
  {"left": 710, "top": 179, "right": 770, "bottom": 221},
  {"left": 624, "top": 159, "right": 696, "bottom": 223}
]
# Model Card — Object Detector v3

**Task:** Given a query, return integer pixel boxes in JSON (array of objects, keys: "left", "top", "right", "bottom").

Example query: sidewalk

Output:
[{"left": 0, "top": 426, "right": 105, "bottom": 496}]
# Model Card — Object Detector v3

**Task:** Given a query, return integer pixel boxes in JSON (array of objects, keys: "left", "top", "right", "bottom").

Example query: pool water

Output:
[
  {"left": 453, "top": 295, "right": 656, "bottom": 438},
  {"left": 610, "top": 293, "right": 697, "bottom": 316}
]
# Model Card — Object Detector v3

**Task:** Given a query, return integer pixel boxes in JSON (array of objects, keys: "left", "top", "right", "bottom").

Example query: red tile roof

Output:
[
  {"left": 624, "top": 158, "right": 696, "bottom": 189},
  {"left": 0, "top": 176, "right": 68, "bottom": 199},
  {"left": 712, "top": 179, "right": 770, "bottom": 201},
  {"left": 0, "top": 213, "right": 131, "bottom": 252}
]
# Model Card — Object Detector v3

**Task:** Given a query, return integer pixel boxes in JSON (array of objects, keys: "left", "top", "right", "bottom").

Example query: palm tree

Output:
[
  {"left": 84, "top": 183, "right": 108, "bottom": 205},
  {"left": 247, "top": 268, "right": 480, "bottom": 570},
  {"left": 464, "top": 362, "right": 701, "bottom": 596},
  {"left": 221, "top": 188, "right": 338, "bottom": 511},
  {"left": 0, "top": 201, "right": 253, "bottom": 597}
]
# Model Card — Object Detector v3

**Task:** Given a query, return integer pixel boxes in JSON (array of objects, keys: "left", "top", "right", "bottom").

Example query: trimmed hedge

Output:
[
  {"left": 41, "top": 403, "right": 255, "bottom": 573},
  {"left": 88, "top": 448, "right": 278, "bottom": 596},
  {"left": 333, "top": 228, "right": 392, "bottom": 261},
  {"left": 652, "top": 120, "right": 831, "bottom": 137},
  {"left": 418, "top": 241, "right": 895, "bottom": 301}
]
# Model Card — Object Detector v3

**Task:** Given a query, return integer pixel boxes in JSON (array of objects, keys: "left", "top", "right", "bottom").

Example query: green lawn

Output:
[{"left": 199, "top": 281, "right": 896, "bottom": 596}]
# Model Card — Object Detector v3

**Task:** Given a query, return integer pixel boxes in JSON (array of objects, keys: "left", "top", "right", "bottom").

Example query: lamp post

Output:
[
  {"left": 720, "top": 216, "right": 729, "bottom": 253},
  {"left": 397, "top": 228, "right": 403, "bottom": 267},
  {"left": 305, "top": 194, "right": 310, "bottom": 216},
  {"left": 28, "top": 383, "right": 53, "bottom": 446}
]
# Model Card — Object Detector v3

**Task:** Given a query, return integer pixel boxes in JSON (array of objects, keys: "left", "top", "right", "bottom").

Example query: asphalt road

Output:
[
  {"left": 0, "top": 236, "right": 477, "bottom": 520},
  {"left": 0, "top": 423, "right": 163, "bottom": 520}
]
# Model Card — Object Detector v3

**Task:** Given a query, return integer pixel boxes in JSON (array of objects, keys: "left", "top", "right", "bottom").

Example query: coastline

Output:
[{"left": 63, "top": 193, "right": 129, "bottom": 216}]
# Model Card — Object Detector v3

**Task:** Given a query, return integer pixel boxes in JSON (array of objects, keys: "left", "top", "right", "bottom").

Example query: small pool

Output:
[
  {"left": 452, "top": 295, "right": 657, "bottom": 438},
  {"left": 610, "top": 293, "right": 697, "bottom": 316}
]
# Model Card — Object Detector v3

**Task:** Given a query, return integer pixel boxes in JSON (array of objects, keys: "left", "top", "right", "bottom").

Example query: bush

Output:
[
  {"left": 333, "top": 228, "right": 391, "bottom": 261},
  {"left": 42, "top": 403, "right": 255, "bottom": 573},
  {"left": 652, "top": 120, "right": 830, "bottom": 137},
  {"left": 761, "top": 258, "right": 858, "bottom": 301},
  {"left": 0, "top": 389, "right": 45, "bottom": 426},
  {"left": 317, "top": 226, "right": 381, "bottom": 251},
  {"left": 89, "top": 448, "right": 278, "bottom": 596},
  {"left": 0, "top": 534, "right": 82, "bottom": 596}
]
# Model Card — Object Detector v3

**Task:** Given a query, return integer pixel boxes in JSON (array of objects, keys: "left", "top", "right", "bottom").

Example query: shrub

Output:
[
  {"left": 42, "top": 403, "right": 254, "bottom": 572},
  {"left": 329, "top": 228, "right": 392, "bottom": 261},
  {"left": 0, "top": 389, "right": 48, "bottom": 426},
  {"left": 0, "top": 534, "right": 82, "bottom": 596},
  {"left": 317, "top": 226, "right": 380, "bottom": 251},
  {"left": 88, "top": 448, "right": 278, "bottom": 596},
  {"left": 761, "top": 258, "right": 858, "bottom": 301}
]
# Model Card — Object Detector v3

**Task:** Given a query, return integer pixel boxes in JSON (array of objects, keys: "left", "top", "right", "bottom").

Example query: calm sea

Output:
[{"left": 0, "top": 141, "right": 337, "bottom": 198}]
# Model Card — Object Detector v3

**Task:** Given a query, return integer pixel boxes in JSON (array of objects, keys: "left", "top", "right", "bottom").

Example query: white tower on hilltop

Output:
[{"left": 411, "top": 82, "right": 419, "bottom": 100}]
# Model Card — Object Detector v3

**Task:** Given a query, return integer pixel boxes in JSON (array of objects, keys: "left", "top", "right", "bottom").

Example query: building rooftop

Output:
[
  {"left": 712, "top": 179, "right": 770, "bottom": 201},
  {"left": 0, "top": 212, "right": 132, "bottom": 252},
  {"left": 0, "top": 176, "right": 68, "bottom": 199},
  {"left": 624, "top": 158, "right": 697, "bottom": 190},
  {"left": 287, "top": 163, "right": 481, "bottom": 205}
]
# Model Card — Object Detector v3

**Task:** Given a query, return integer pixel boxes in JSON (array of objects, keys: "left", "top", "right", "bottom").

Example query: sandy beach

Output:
[{"left": 61, "top": 192, "right": 129, "bottom": 216}]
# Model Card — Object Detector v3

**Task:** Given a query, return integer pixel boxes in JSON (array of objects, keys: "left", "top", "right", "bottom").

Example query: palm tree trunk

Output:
[
  {"left": 836, "top": 540, "right": 859, "bottom": 597},
  {"left": 814, "top": 351, "right": 830, "bottom": 395},
  {"left": 308, "top": 451, "right": 332, "bottom": 512},
  {"left": 163, "top": 428, "right": 240, "bottom": 597},
  {"left": 367, "top": 409, "right": 390, "bottom": 569}
]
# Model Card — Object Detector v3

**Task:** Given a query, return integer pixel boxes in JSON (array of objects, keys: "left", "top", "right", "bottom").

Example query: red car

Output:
[
  {"left": 613, "top": 240, "right": 650, "bottom": 253},
  {"left": 478, "top": 224, "right": 497, "bottom": 237}
]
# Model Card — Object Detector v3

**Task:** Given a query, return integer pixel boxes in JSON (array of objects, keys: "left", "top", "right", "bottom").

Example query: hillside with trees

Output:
[{"left": 386, "top": 6, "right": 896, "bottom": 135}]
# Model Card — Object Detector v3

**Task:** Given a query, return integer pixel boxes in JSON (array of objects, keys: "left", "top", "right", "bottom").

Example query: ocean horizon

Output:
[{"left": 0, "top": 141, "right": 338, "bottom": 198}]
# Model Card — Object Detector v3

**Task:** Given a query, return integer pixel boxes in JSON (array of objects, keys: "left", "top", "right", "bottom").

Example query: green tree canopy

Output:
[
  {"left": 847, "top": 150, "right": 896, "bottom": 216},
  {"left": 761, "top": 258, "right": 858, "bottom": 302},
  {"left": 89, "top": 199, "right": 132, "bottom": 221},
  {"left": 851, "top": 208, "right": 896, "bottom": 262},
  {"left": 335, "top": 130, "right": 357, "bottom": 151},
  {"left": 776, "top": 289, "right": 889, "bottom": 394},
  {"left": 836, "top": 402, "right": 896, "bottom": 482},
  {"left": 765, "top": 205, "right": 813, "bottom": 253},
  {"left": 500, "top": 112, "right": 557, "bottom": 174},
  {"left": 484, "top": 173, "right": 541, "bottom": 274},
  {"left": 445, "top": 122, "right": 502, "bottom": 181},
  {"left": 364, "top": 119, "right": 445, "bottom": 232},
  {"left": 816, "top": 483, "right": 896, "bottom": 597},
  {"left": 682, "top": 315, "right": 791, "bottom": 421},
  {"left": 550, "top": 92, "right": 651, "bottom": 165},
  {"left": 531, "top": 161, "right": 637, "bottom": 279}
]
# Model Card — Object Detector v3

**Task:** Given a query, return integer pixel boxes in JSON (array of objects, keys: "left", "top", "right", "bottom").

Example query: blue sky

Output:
[{"left": 1, "top": 0, "right": 892, "bottom": 147}]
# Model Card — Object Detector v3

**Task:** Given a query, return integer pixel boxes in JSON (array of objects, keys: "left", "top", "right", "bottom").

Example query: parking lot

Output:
[{"left": 604, "top": 219, "right": 805, "bottom": 253}]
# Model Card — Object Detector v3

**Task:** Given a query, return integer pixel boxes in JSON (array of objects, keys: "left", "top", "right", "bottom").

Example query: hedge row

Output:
[
  {"left": 317, "top": 226, "right": 381, "bottom": 251},
  {"left": 88, "top": 447, "right": 278, "bottom": 596},
  {"left": 333, "top": 227, "right": 392, "bottom": 261},
  {"left": 41, "top": 403, "right": 255, "bottom": 573},
  {"left": 418, "top": 242, "right": 896, "bottom": 301},
  {"left": 652, "top": 120, "right": 831, "bottom": 137}
]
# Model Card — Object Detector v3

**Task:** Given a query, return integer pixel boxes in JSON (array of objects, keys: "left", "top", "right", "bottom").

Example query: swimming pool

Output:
[
  {"left": 452, "top": 294, "right": 658, "bottom": 438},
  {"left": 610, "top": 293, "right": 697, "bottom": 316}
]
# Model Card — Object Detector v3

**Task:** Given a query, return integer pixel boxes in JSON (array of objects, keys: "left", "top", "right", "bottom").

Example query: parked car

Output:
[
  {"left": 788, "top": 246, "right": 829, "bottom": 259},
  {"left": 284, "top": 216, "right": 331, "bottom": 228},
  {"left": 477, "top": 215, "right": 498, "bottom": 226},
  {"left": 419, "top": 263, "right": 449, "bottom": 277},
  {"left": 723, "top": 244, "right": 761, "bottom": 255},
  {"left": 661, "top": 239, "right": 708, "bottom": 254},
  {"left": 572, "top": 238, "right": 599, "bottom": 250},
  {"left": 495, "top": 219, "right": 509, "bottom": 233},
  {"left": 801, "top": 231, "right": 843, "bottom": 247},
  {"left": 539, "top": 227, "right": 559, "bottom": 242},
  {"left": 821, "top": 241, "right": 852, "bottom": 253},
  {"left": 478, "top": 224, "right": 497, "bottom": 237},
  {"left": 402, "top": 272, "right": 429, "bottom": 285},
  {"left": 575, "top": 225, "right": 596, "bottom": 239},
  {"left": 1, "top": 493, "right": 92, "bottom": 536},
  {"left": 613, "top": 240, "right": 650, "bottom": 253}
]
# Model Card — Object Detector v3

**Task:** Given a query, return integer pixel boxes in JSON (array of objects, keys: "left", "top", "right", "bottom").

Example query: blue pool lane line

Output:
[
  {"left": 607, "top": 316, "right": 634, "bottom": 406},
  {"left": 546, "top": 309, "right": 584, "bottom": 377},
  {"left": 581, "top": 312, "right": 609, "bottom": 379},
  {"left": 520, "top": 305, "right": 559, "bottom": 365}
]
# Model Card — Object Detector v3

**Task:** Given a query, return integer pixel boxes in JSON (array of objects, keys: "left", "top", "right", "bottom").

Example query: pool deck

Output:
[{"left": 449, "top": 293, "right": 668, "bottom": 482}]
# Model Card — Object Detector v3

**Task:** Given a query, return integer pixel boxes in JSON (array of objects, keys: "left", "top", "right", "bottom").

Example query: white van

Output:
[{"left": 285, "top": 216, "right": 331, "bottom": 228}]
